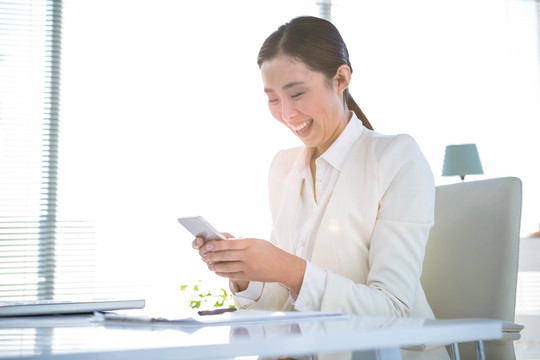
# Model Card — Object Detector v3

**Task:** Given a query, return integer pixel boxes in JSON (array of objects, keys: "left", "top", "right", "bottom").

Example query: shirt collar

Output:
[
  {"left": 294, "top": 112, "right": 364, "bottom": 176},
  {"left": 320, "top": 112, "right": 364, "bottom": 172}
]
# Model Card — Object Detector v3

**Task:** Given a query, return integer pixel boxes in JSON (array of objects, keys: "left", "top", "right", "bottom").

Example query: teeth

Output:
[{"left": 291, "top": 119, "right": 312, "bottom": 132}]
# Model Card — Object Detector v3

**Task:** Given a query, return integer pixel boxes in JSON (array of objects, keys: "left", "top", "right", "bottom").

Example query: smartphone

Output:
[{"left": 177, "top": 216, "right": 227, "bottom": 242}]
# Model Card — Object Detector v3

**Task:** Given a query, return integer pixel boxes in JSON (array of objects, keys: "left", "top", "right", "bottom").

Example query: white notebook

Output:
[{"left": 0, "top": 299, "right": 145, "bottom": 317}]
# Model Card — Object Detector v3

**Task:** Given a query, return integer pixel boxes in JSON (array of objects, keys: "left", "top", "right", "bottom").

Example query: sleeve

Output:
[
  {"left": 233, "top": 282, "right": 294, "bottom": 311},
  {"left": 321, "top": 135, "right": 435, "bottom": 317},
  {"left": 230, "top": 280, "right": 264, "bottom": 308},
  {"left": 292, "top": 261, "right": 327, "bottom": 311}
]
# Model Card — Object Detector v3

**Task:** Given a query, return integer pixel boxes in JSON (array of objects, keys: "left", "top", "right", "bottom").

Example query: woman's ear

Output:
[{"left": 334, "top": 65, "right": 351, "bottom": 95}]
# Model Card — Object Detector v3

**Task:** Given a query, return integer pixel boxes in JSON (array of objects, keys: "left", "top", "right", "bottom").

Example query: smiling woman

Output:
[
  {"left": 192, "top": 15, "right": 450, "bottom": 359},
  {"left": 12, "top": 0, "right": 536, "bottom": 315}
]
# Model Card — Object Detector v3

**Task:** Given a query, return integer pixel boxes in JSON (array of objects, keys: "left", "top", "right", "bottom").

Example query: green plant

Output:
[{"left": 180, "top": 280, "right": 235, "bottom": 310}]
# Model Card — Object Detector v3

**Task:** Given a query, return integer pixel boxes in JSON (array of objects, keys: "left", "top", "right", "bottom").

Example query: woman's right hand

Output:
[{"left": 191, "top": 233, "right": 250, "bottom": 292}]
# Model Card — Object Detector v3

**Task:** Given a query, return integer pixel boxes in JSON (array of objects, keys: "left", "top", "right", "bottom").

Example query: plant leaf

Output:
[{"left": 189, "top": 300, "right": 201, "bottom": 309}]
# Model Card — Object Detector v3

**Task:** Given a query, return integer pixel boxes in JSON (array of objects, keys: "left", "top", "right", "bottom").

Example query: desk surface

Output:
[{"left": 0, "top": 312, "right": 502, "bottom": 360}]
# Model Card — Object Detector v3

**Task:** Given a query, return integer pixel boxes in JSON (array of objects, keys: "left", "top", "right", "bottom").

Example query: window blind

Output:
[
  {"left": 537, "top": 0, "right": 540, "bottom": 70},
  {"left": 0, "top": 0, "right": 69, "bottom": 300}
]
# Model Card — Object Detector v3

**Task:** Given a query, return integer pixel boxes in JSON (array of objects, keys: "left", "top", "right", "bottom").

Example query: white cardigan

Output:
[{"left": 238, "top": 126, "right": 437, "bottom": 320}]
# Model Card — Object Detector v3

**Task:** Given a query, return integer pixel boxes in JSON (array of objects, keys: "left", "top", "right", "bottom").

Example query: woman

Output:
[{"left": 193, "top": 16, "right": 449, "bottom": 359}]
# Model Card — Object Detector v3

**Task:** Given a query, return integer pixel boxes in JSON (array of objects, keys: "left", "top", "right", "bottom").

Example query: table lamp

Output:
[{"left": 442, "top": 144, "right": 483, "bottom": 181}]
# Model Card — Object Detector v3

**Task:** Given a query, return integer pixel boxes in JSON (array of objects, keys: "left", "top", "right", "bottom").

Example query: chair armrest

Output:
[
  {"left": 494, "top": 320, "right": 524, "bottom": 342},
  {"left": 501, "top": 320, "right": 524, "bottom": 333}
]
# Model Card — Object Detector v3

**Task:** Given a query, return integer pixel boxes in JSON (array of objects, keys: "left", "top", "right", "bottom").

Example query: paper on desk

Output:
[{"left": 98, "top": 310, "right": 348, "bottom": 326}]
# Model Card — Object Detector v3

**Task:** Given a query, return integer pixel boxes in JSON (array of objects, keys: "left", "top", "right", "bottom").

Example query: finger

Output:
[
  {"left": 204, "top": 238, "right": 249, "bottom": 252},
  {"left": 192, "top": 237, "right": 204, "bottom": 250},
  {"left": 203, "top": 249, "right": 243, "bottom": 263},
  {"left": 222, "top": 232, "right": 236, "bottom": 239},
  {"left": 199, "top": 239, "right": 218, "bottom": 256},
  {"left": 208, "top": 260, "right": 244, "bottom": 274}
]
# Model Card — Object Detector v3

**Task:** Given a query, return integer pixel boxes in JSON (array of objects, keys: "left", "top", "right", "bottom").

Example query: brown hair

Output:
[{"left": 257, "top": 16, "right": 373, "bottom": 130}]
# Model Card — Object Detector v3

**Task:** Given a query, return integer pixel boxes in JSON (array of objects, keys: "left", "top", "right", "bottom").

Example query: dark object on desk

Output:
[{"left": 198, "top": 307, "right": 237, "bottom": 316}]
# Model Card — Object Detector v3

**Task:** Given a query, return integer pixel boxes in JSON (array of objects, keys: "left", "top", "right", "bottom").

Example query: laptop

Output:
[{"left": 0, "top": 299, "right": 145, "bottom": 317}]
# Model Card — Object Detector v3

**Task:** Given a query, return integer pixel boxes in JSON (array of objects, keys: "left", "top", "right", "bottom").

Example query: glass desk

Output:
[{"left": 0, "top": 312, "right": 502, "bottom": 359}]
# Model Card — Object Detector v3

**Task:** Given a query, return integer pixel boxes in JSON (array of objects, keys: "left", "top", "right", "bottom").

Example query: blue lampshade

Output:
[{"left": 442, "top": 144, "right": 483, "bottom": 181}]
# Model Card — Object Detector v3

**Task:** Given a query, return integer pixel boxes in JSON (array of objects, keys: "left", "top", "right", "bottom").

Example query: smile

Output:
[{"left": 290, "top": 119, "right": 313, "bottom": 132}]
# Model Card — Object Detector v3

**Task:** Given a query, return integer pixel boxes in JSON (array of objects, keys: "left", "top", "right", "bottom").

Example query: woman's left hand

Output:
[{"left": 199, "top": 238, "right": 306, "bottom": 294}]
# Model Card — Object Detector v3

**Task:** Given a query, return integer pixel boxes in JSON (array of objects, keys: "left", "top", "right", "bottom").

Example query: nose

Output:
[{"left": 281, "top": 99, "right": 298, "bottom": 122}]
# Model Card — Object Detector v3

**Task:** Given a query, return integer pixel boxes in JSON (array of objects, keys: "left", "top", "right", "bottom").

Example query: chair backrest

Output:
[{"left": 421, "top": 177, "right": 522, "bottom": 322}]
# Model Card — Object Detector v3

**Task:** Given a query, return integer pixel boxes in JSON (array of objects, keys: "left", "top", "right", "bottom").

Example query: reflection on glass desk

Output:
[{"left": 0, "top": 312, "right": 503, "bottom": 360}]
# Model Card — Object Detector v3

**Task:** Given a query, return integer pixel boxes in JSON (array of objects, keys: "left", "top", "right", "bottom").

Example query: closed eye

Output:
[{"left": 291, "top": 92, "right": 304, "bottom": 99}]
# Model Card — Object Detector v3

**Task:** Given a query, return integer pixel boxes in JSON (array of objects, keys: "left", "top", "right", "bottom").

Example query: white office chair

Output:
[{"left": 421, "top": 177, "right": 524, "bottom": 360}]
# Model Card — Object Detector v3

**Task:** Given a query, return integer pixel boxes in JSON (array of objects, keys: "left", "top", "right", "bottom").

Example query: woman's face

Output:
[{"left": 261, "top": 54, "right": 350, "bottom": 158}]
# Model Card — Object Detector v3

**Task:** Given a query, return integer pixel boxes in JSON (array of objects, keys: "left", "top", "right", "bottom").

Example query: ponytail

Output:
[{"left": 346, "top": 91, "right": 373, "bottom": 130}]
